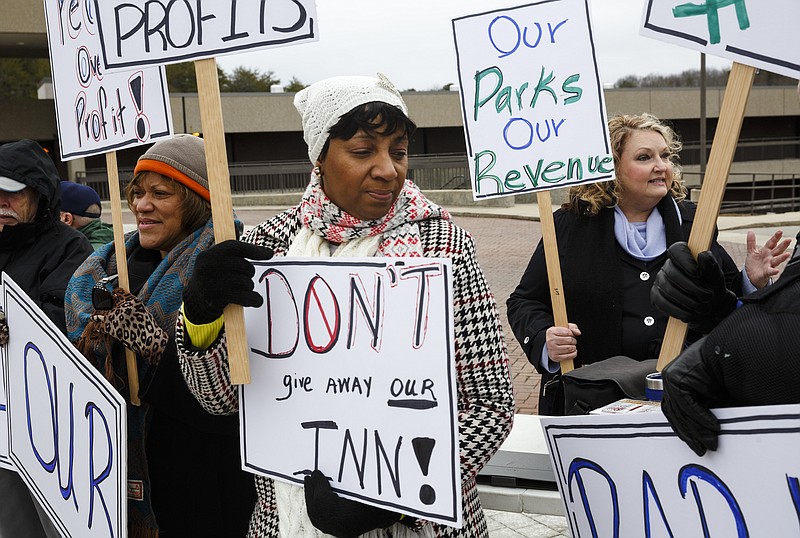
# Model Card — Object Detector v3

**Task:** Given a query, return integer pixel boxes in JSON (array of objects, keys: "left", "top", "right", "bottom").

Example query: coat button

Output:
[
  {"left": 644, "top": 316, "right": 655, "bottom": 326},
  {"left": 640, "top": 271, "right": 650, "bottom": 281},
  {"left": 524, "top": 336, "right": 530, "bottom": 344}
]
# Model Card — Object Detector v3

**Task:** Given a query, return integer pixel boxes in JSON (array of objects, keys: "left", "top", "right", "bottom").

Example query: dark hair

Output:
[
  {"left": 318, "top": 101, "right": 417, "bottom": 160},
  {"left": 126, "top": 172, "right": 211, "bottom": 236}
]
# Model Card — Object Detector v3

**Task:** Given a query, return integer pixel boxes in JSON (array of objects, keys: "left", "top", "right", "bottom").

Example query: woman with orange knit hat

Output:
[{"left": 64, "top": 134, "right": 266, "bottom": 537}]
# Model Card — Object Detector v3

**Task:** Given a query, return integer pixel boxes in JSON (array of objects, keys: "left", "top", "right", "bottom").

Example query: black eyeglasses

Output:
[{"left": 92, "top": 274, "right": 118, "bottom": 311}]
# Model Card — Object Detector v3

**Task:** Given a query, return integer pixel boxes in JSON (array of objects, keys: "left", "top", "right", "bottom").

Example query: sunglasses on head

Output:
[{"left": 92, "top": 274, "right": 119, "bottom": 311}]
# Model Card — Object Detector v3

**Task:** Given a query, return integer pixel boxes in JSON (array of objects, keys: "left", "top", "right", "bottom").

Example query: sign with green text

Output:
[
  {"left": 640, "top": 0, "right": 800, "bottom": 79},
  {"left": 452, "top": 0, "right": 614, "bottom": 200}
]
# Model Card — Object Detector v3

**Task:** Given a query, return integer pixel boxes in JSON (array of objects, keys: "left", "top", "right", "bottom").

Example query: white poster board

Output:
[
  {"left": 640, "top": 0, "right": 800, "bottom": 79},
  {"left": 3, "top": 274, "right": 126, "bottom": 538},
  {"left": 43, "top": 0, "right": 173, "bottom": 160},
  {"left": 541, "top": 405, "right": 800, "bottom": 537},
  {"left": 240, "top": 258, "right": 462, "bottom": 527},
  {"left": 452, "top": 0, "right": 614, "bottom": 200},
  {"left": 92, "top": 0, "right": 319, "bottom": 70}
]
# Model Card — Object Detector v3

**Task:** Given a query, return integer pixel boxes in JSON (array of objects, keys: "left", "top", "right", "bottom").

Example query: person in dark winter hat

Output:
[
  {"left": 65, "top": 133, "right": 256, "bottom": 538},
  {"left": 0, "top": 139, "right": 93, "bottom": 537},
  {"left": 59, "top": 181, "right": 114, "bottom": 249},
  {"left": 175, "top": 74, "right": 514, "bottom": 537}
]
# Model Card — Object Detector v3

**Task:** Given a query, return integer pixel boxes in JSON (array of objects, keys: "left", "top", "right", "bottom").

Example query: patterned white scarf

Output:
[{"left": 288, "top": 172, "right": 450, "bottom": 257}]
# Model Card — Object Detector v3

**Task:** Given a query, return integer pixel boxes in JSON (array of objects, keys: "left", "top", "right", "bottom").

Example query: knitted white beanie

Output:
[{"left": 294, "top": 73, "right": 408, "bottom": 165}]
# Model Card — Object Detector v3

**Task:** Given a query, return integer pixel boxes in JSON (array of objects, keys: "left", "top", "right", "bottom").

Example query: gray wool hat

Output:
[
  {"left": 134, "top": 134, "right": 209, "bottom": 201},
  {"left": 294, "top": 73, "right": 408, "bottom": 165}
]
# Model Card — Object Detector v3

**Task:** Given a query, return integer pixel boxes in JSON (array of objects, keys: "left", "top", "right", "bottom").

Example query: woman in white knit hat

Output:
[
  {"left": 64, "top": 134, "right": 260, "bottom": 537},
  {"left": 176, "top": 74, "right": 515, "bottom": 537}
]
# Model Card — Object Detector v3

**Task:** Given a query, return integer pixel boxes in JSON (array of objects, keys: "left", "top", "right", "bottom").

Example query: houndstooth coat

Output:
[{"left": 177, "top": 206, "right": 515, "bottom": 537}]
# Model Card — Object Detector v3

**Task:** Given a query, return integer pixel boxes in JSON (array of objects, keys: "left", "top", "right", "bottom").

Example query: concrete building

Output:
[{"left": 2, "top": 0, "right": 799, "bottom": 207}]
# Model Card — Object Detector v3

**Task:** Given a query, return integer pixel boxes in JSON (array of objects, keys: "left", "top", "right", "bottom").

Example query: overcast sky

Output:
[{"left": 215, "top": 0, "right": 733, "bottom": 91}]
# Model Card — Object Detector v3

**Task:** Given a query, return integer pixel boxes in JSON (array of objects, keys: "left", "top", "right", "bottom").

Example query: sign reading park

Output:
[
  {"left": 452, "top": 0, "right": 614, "bottom": 200},
  {"left": 640, "top": 0, "right": 800, "bottom": 79},
  {"left": 43, "top": 0, "right": 173, "bottom": 160},
  {"left": 3, "top": 274, "right": 126, "bottom": 538},
  {"left": 240, "top": 258, "right": 462, "bottom": 527},
  {"left": 541, "top": 405, "right": 800, "bottom": 536},
  {"left": 92, "top": 0, "right": 319, "bottom": 69}
]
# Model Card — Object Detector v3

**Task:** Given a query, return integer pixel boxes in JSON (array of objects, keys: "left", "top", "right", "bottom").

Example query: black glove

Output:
[
  {"left": 661, "top": 337, "right": 722, "bottom": 457},
  {"left": 304, "top": 470, "right": 402, "bottom": 538},
  {"left": 651, "top": 242, "right": 738, "bottom": 334},
  {"left": 183, "top": 240, "right": 274, "bottom": 324}
]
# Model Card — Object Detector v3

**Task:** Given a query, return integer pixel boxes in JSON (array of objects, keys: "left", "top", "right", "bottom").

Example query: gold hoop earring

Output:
[{"left": 313, "top": 166, "right": 324, "bottom": 179}]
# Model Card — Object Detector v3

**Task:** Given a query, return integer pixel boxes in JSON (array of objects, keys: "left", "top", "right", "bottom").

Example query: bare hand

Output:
[
  {"left": 545, "top": 323, "right": 581, "bottom": 363},
  {"left": 744, "top": 230, "right": 791, "bottom": 289}
]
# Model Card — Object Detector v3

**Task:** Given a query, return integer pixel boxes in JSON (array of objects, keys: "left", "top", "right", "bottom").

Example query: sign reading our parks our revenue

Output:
[
  {"left": 240, "top": 258, "right": 462, "bottom": 527},
  {"left": 452, "top": 0, "right": 614, "bottom": 200}
]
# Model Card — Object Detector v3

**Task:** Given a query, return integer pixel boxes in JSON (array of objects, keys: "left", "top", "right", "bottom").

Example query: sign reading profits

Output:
[
  {"left": 92, "top": 0, "right": 319, "bottom": 69},
  {"left": 541, "top": 405, "right": 800, "bottom": 536},
  {"left": 44, "top": 0, "right": 173, "bottom": 160},
  {"left": 3, "top": 274, "right": 127, "bottom": 538},
  {"left": 240, "top": 258, "right": 462, "bottom": 527},
  {"left": 640, "top": 0, "right": 800, "bottom": 79},
  {"left": 452, "top": 0, "right": 614, "bottom": 200}
]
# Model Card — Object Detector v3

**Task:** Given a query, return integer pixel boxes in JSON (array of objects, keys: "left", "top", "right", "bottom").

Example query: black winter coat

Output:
[
  {"left": 507, "top": 197, "right": 742, "bottom": 415},
  {"left": 0, "top": 139, "right": 93, "bottom": 332}
]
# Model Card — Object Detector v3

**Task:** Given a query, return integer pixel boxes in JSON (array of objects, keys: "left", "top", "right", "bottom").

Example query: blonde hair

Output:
[
  {"left": 564, "top": 113, "right": 687, "bottom": 216},
  {"left": 126, "top": 172, "right": 211, "bottom": 236}
]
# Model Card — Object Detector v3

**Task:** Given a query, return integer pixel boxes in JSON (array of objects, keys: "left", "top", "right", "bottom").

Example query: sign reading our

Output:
[
  {"left": 452, "top": 0, "right": 614, "bottom": 200},
  {"left": 3, "top": 274, "right": 126, "bottom": 538},
  {"left": 240, "top": 258, "right": 462, "bottom": 528},
  {"left": 541, "top": 405, "right": 800, "bottom": 536},
  {"left": 92, "top": 0, "right": 319, "bottom": 70},
  {"left": 640, "top": 0, "right": 800, "bottom": 79},
  {"left": 43, "top": 0, "right": 173, "bottom": 160}
]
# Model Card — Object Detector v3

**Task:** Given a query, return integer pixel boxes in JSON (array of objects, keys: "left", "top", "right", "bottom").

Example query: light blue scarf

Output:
[{"left": 613, "top": 205, "right": 668, "bottom": 261}]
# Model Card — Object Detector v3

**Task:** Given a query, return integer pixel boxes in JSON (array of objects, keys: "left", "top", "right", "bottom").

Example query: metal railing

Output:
[
  {"left": 684, "top": 171, "right": 800, "bottom": 214},
  {"left": 84, "top": 153, "right": 799, "bottom": 216}
]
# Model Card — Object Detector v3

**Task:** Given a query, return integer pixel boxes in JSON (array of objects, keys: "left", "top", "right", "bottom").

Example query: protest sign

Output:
[
  {"left": 240, "top": 258, "right": 462, "bottom": 527},
  {"left": 452, "top": 0, "right": 614, "bottom": 200},
  {"left": 640, "top": 0, "right": 800, "bottom": 79},
  {"left": 92, "top": 0, "right": 319, "bottom": 70},
  {"left": 43, "top": 0, "right": 173, "bottom": 160},
  {"left": 542, "top": 404, "right": 800, "bottom": 536},
  {"left": 3, "top": 274, "right": 126, "bottom": 538}
]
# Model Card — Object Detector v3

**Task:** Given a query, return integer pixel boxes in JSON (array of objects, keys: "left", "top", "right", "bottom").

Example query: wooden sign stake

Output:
[
  {"left": 537, "top": 190, "right": 574, "bottom": 374},
  {"left": 194, "top": 58, "right": 251, "bottom": 385},
  {"left": 656, "top": 62, "right": 756, "bottom": 371},
  {"left": 106, "top": 151, "right": 141, "bottom": 406}
]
